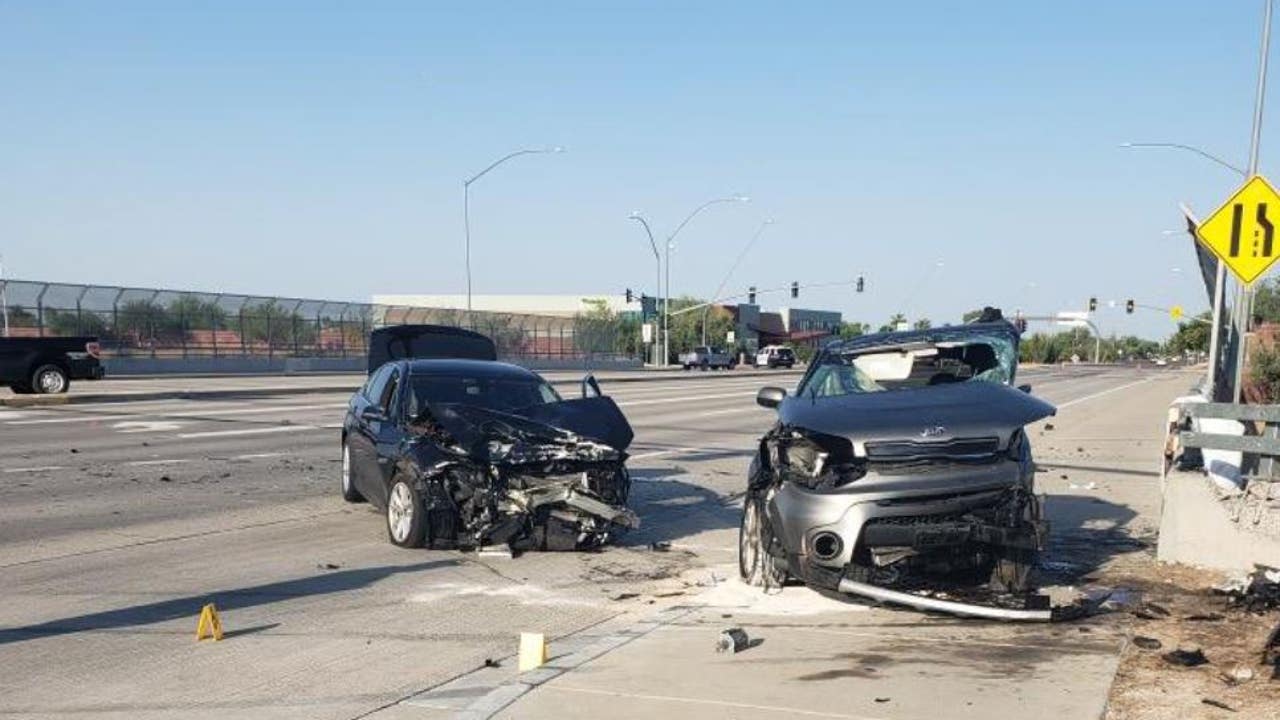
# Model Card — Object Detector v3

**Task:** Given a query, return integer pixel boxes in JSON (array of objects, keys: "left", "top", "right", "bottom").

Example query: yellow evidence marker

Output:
[
  {"left": 195, "top": 603, "right": 224, "bottom": 642},
  {"left": 518, "top": 632, "right": 547, "bottom": 672}
]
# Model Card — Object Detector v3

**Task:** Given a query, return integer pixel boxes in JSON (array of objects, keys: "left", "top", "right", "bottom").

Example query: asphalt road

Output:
[{"left": 0, "top": 365, "right": 1180, "bottom": 719}]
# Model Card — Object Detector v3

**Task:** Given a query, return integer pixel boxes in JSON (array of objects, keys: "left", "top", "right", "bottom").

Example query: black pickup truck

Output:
[{"left": 0, "top": 337, "right": 104, "bottom": 394}]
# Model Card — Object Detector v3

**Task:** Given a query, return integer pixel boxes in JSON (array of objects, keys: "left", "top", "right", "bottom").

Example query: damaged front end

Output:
[
  {"left": 406, "top": 402, "right": 638, "bottom": 552},
  {"left": 743, "top": 328, "right": 1060, "bottom": 619}
]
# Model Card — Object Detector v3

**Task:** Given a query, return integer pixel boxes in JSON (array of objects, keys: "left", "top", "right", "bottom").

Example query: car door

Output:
[
  {"left": 368, "top": 366, "right": 407, "bottom": 505},
  {"left": 350, "top": 363, "right": 393, "bottom": 504}
]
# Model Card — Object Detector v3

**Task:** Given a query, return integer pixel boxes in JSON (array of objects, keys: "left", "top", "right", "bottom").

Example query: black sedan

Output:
[{"left": 341, "top": 326, "right": 636, "bottom": 551}]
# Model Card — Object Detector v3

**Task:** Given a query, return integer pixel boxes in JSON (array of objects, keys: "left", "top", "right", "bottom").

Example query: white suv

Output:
[{"left": 754, "top": 346, "right": 796, "bottom": 369}]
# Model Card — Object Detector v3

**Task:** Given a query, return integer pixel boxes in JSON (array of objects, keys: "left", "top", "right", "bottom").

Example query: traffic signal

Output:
[
  {"left": 856, "top": 276, "right": 865, "bottom": 293},
  {"left": 791, "top": 281, "right": 799, "bottom": 299},
  {"left": 748, "top": 286, "right": 756, "bottom": 304},
  {"left": 1125, "top": 299, "right": 1135, "bottom": 314},
  {"left": 625, "top": 288, "right": 633, "bottom": 303},
  {"left": 1088, "top": 297, "right": 1097, "bottom": 312}
]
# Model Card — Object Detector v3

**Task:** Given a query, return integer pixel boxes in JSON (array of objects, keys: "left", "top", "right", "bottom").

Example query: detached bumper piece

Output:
[{"left": 836, "top": 578, "right": 1053, "bottom": 622}]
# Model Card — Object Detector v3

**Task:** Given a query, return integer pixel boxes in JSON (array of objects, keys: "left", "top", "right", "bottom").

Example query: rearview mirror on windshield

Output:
[
  {"left": 757, "top": 386, "right": 786, "bottom": 409},
  {"left": 581, "top": 374, "right": 603, "bottom": 399}
]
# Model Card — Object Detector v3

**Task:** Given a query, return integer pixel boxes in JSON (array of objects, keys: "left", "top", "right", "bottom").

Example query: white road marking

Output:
[
  {"left": 161, "top": 403, "right": 347, "bottom": 417},
  {"left": 231, "top": 452, "right": 286, "bottom": 460},
  {"left": 3, "top": 465, "right": 66, "bottom": 473},
  {"left": 6, "top": 415, "right": 130, "bottom": 425},
  {"left": 543, "top": 686, "right": 870, "bottom": 719},
  {"left": 176, "top": 426, "right": 318, "bottom": 439},
  {"left": 1056, "top": 376, "right": 1156, "bottom": 409},
  {"left": 125, "top": 459, "right": 192, "bottom": 467},
  {"left": 617, "top": 391, "right": 754, "bottom": 408},
  {"left": 112, "top": 420, "right": 185, "bottom": 433},
  {"left": 630, "top": 448, "right": 710, "bottom": 460}
]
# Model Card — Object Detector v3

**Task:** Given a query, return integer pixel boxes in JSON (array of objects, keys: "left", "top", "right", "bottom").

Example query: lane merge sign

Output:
[{"left": 1195, "top": 174, "right": 1280, "bottom": 285}]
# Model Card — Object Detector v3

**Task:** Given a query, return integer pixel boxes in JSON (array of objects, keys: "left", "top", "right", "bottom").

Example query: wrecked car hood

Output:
[
  {"left": 778, "top": 381, "right": 1055, "bottom": 447},
  {"left": 421, "top": 397, "right": 634, "bottom": 463}
]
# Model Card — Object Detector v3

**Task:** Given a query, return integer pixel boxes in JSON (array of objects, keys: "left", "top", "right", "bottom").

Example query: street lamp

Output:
[
  {"left": 662, "top": 194, "right": 749, "bottom": 365},
  {"left": 1118, "top": 142, "right": 1247, "bottom": 177},
  {"left": 463, "top": 146, "right": 564, "bottom": 312},
  {"left": 702, "top": 217, "right": 774, "bottom": 345},
  {"left": 628, "top": 212, "right": 661, "bottom": 365}
]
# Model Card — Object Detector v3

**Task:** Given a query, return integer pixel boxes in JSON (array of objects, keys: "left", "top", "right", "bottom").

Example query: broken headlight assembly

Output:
[
  {"left": 1006, "top": 429, "right": 1027, "bottom": 461},
  {"left": 766, "top": 428, "right": 865, "bottom": 490}
]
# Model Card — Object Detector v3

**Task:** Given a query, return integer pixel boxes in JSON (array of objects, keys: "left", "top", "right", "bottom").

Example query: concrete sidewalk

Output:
[
  {"left": 396, "top": 370, "right": 1190, "bottom": 720},
  {"left": 0, "top": 366, "right": 806, "bottom": 407}
]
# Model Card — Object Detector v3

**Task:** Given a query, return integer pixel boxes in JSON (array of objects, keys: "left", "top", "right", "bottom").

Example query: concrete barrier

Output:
[{"left": 1157, "top": 473, "right": 1280, "bottom": 572}]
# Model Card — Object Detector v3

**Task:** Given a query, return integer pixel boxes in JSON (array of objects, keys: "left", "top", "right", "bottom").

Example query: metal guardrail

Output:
[
  {"left": 1180, "top": 402, "right": 1280, "bottom": 478},
  {"left": 0, "top": 279, "right": 643, "bottom": 362}
]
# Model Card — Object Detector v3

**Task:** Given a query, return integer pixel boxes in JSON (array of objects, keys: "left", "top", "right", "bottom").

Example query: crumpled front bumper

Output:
[{"left": 766, "top": 458, "right": 1040, "bottom": 577}]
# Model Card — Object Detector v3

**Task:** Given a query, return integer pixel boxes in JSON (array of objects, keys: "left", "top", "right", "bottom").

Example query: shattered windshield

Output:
[
  {"left": 800, "top": 335, "right": 1016, "bottom": 398},
  {"left": 407, "top": 374, "right": 562, "bottom": 416}
]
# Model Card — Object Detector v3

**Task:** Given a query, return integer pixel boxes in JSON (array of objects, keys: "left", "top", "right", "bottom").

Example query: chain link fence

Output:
[{"left": 0, "top": 280, "right": 643, "bottom": 362}]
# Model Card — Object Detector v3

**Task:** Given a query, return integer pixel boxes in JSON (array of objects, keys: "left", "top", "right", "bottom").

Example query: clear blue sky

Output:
[{"left": 0, "top": 1, "right": 1273, "bottom": 338}]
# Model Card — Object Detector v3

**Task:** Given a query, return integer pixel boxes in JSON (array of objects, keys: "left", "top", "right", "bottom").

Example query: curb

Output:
[{"left": 0, "top": 368, "right": 804, "bottom": 407}]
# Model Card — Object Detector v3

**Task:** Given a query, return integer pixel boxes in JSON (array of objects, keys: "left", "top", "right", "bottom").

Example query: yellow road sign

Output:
[{"left": 1196, "top": 174, "right": 1280, "bottom": 285}]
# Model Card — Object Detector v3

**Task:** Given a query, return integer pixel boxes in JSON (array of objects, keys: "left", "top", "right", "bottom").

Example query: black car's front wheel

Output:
[
  {"left": 32, "top": 364, "right": 69, "bottom": 394},
  {"left": 386, "top": 479, "right": 426, "bottom": 548},
  {"left": 340, "top": 441, "right": 364, "bottom": 503}
]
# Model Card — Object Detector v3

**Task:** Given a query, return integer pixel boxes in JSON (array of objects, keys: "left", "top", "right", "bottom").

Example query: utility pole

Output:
[
  {"left": 0, "top": 255, "right": 8, "bottom": 338},
  {"left": 1232, "top": 0, "right": 1273, "bottom": 402}
]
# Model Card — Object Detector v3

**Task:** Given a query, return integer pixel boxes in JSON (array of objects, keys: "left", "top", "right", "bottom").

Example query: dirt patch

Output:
[{"left": 1104, "top": 564, "right": 1280, "bottom": 719}]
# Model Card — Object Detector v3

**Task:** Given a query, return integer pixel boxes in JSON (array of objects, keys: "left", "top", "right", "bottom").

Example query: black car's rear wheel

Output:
[
  {"left": 31, "top": 364, "right": 69, "bottom": 394},
  {"left": 340, "top": 441, "right": 364, "bottom": 503}
]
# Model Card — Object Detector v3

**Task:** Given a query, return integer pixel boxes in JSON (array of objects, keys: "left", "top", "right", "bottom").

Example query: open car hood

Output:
[
  {"left": 778, "top": 381, "right": 1055, "bottom": 447},
  {"left": 368, "top": 324, "right": 497, "bottom": 373},
  {"left": 417, "top": 397, "right": 634, "bottom": 463}
]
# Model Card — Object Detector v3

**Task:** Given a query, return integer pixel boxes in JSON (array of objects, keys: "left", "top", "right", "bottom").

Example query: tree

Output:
[
  {"left": 961, "top": 308, "right": 985, "bottom": 324},
  {"left": 913, "top": 318, "right": 932, "bottom": 331},
  {"left": 838, "top": 321, "right": 870, "bottom": 338},
  {"left": 1252, "top": 278, "right": 1280, "bottom": 324},
  {"left": 665, "top": 297, "right": 734, "bottom": 356},
  {"left": 879, "top": 313, "right": 907, "bottom": 333},
  {"left": 1166, "top": 312, "right": 1211, "bottom": 355}
]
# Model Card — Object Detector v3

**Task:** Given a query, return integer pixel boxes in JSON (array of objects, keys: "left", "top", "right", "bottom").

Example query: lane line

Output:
[
  {"left": 125, "top": 459, "right": 192, "bottom": 467},
  {"left": 3, "top": 466, "right": 66, "bottom": 474},
  {"left": 618, "top": 391, "right": 754, "bottom": 408},
  {"left": 176, "top": 426, "right": 318, "bottom": 439},
  {"left": 1056, "top": 376, "right": 1157, "bottom": 409},
  {"left": 542, "top": 686, "right": 873, "bottom": 720},
  {"left": 232, "top": 452, "right": 286, "bottom": 460},
  {"left": 6, "top": 415, "right": 131, "bottom": 426}
]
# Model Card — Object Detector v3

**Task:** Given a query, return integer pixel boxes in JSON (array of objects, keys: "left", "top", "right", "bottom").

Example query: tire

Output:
[
  {"left": 700, "top": 360, "right": 709, "bottom": 371},
  {"left": 386, "top": 478, "right": 426, "bottom": 548},
  {"left": 31, "top": 364, "right": 69, "bottom": 394},
  {"left": 340, "top": 441, "right": 365, "bottom": 503},
  {"left": 739, "top": 494, "right": 787, "bottom": 588}
]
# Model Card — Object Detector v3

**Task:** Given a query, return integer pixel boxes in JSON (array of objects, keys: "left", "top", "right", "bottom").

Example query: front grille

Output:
[{"left": 864, "top": 437, "right": 999, "bottom": 462}]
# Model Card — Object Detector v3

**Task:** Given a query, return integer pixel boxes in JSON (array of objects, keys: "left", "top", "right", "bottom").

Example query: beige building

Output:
[{"left": 372, "top": 294, "right": 632, "bottom": 318}]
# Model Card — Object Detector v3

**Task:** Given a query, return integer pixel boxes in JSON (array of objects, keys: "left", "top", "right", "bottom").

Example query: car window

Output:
[
  {"left": 365, "top": 364, "right": 394, "bottom": 403},
  {"left": 409, "top": 374, "right": 563, "bottom": 414},
  {"left": 380, "top": 368, "right": 400, "bottom": 414}
]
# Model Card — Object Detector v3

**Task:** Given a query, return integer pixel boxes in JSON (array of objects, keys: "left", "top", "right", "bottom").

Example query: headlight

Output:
[{"left": 767, "top": 429, "right": 863, "bottom": 489}]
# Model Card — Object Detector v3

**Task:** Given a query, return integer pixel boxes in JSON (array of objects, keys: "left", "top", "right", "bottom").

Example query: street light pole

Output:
[
  {"left": 463, "top": 147, "right": 564, "bottom": 312},
  {"left": 702, "top": 218, "right": 773, "bottom": 345},
  {"left": 661, "top": 195, "right": 749, "bottom": 365},
  {"left": 1121, "top": 144, "right": 1248, "bottom": 399},
  {"left": 0, "top": 255, "right": 8, "bottom": 338},
  {"left": 628, "top": 212, "right": 661, "bottom": 366},
  {"left": 1232, "top": 0, "right": 1274, "bottom": 402}
]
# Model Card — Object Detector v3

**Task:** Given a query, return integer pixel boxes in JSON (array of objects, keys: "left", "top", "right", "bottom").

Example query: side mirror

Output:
[
  {"left": 1017, "top": 384, "right": 1032, "bottom": 394},
  {"left": 581, "top": 374, "right": 603, "bottom": 399},
  {"left": 361, "top": 406, "right": 386, "bottom": 422},
  {"left": 757, "top": 386, "right": 787, "bottom": 409}
]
